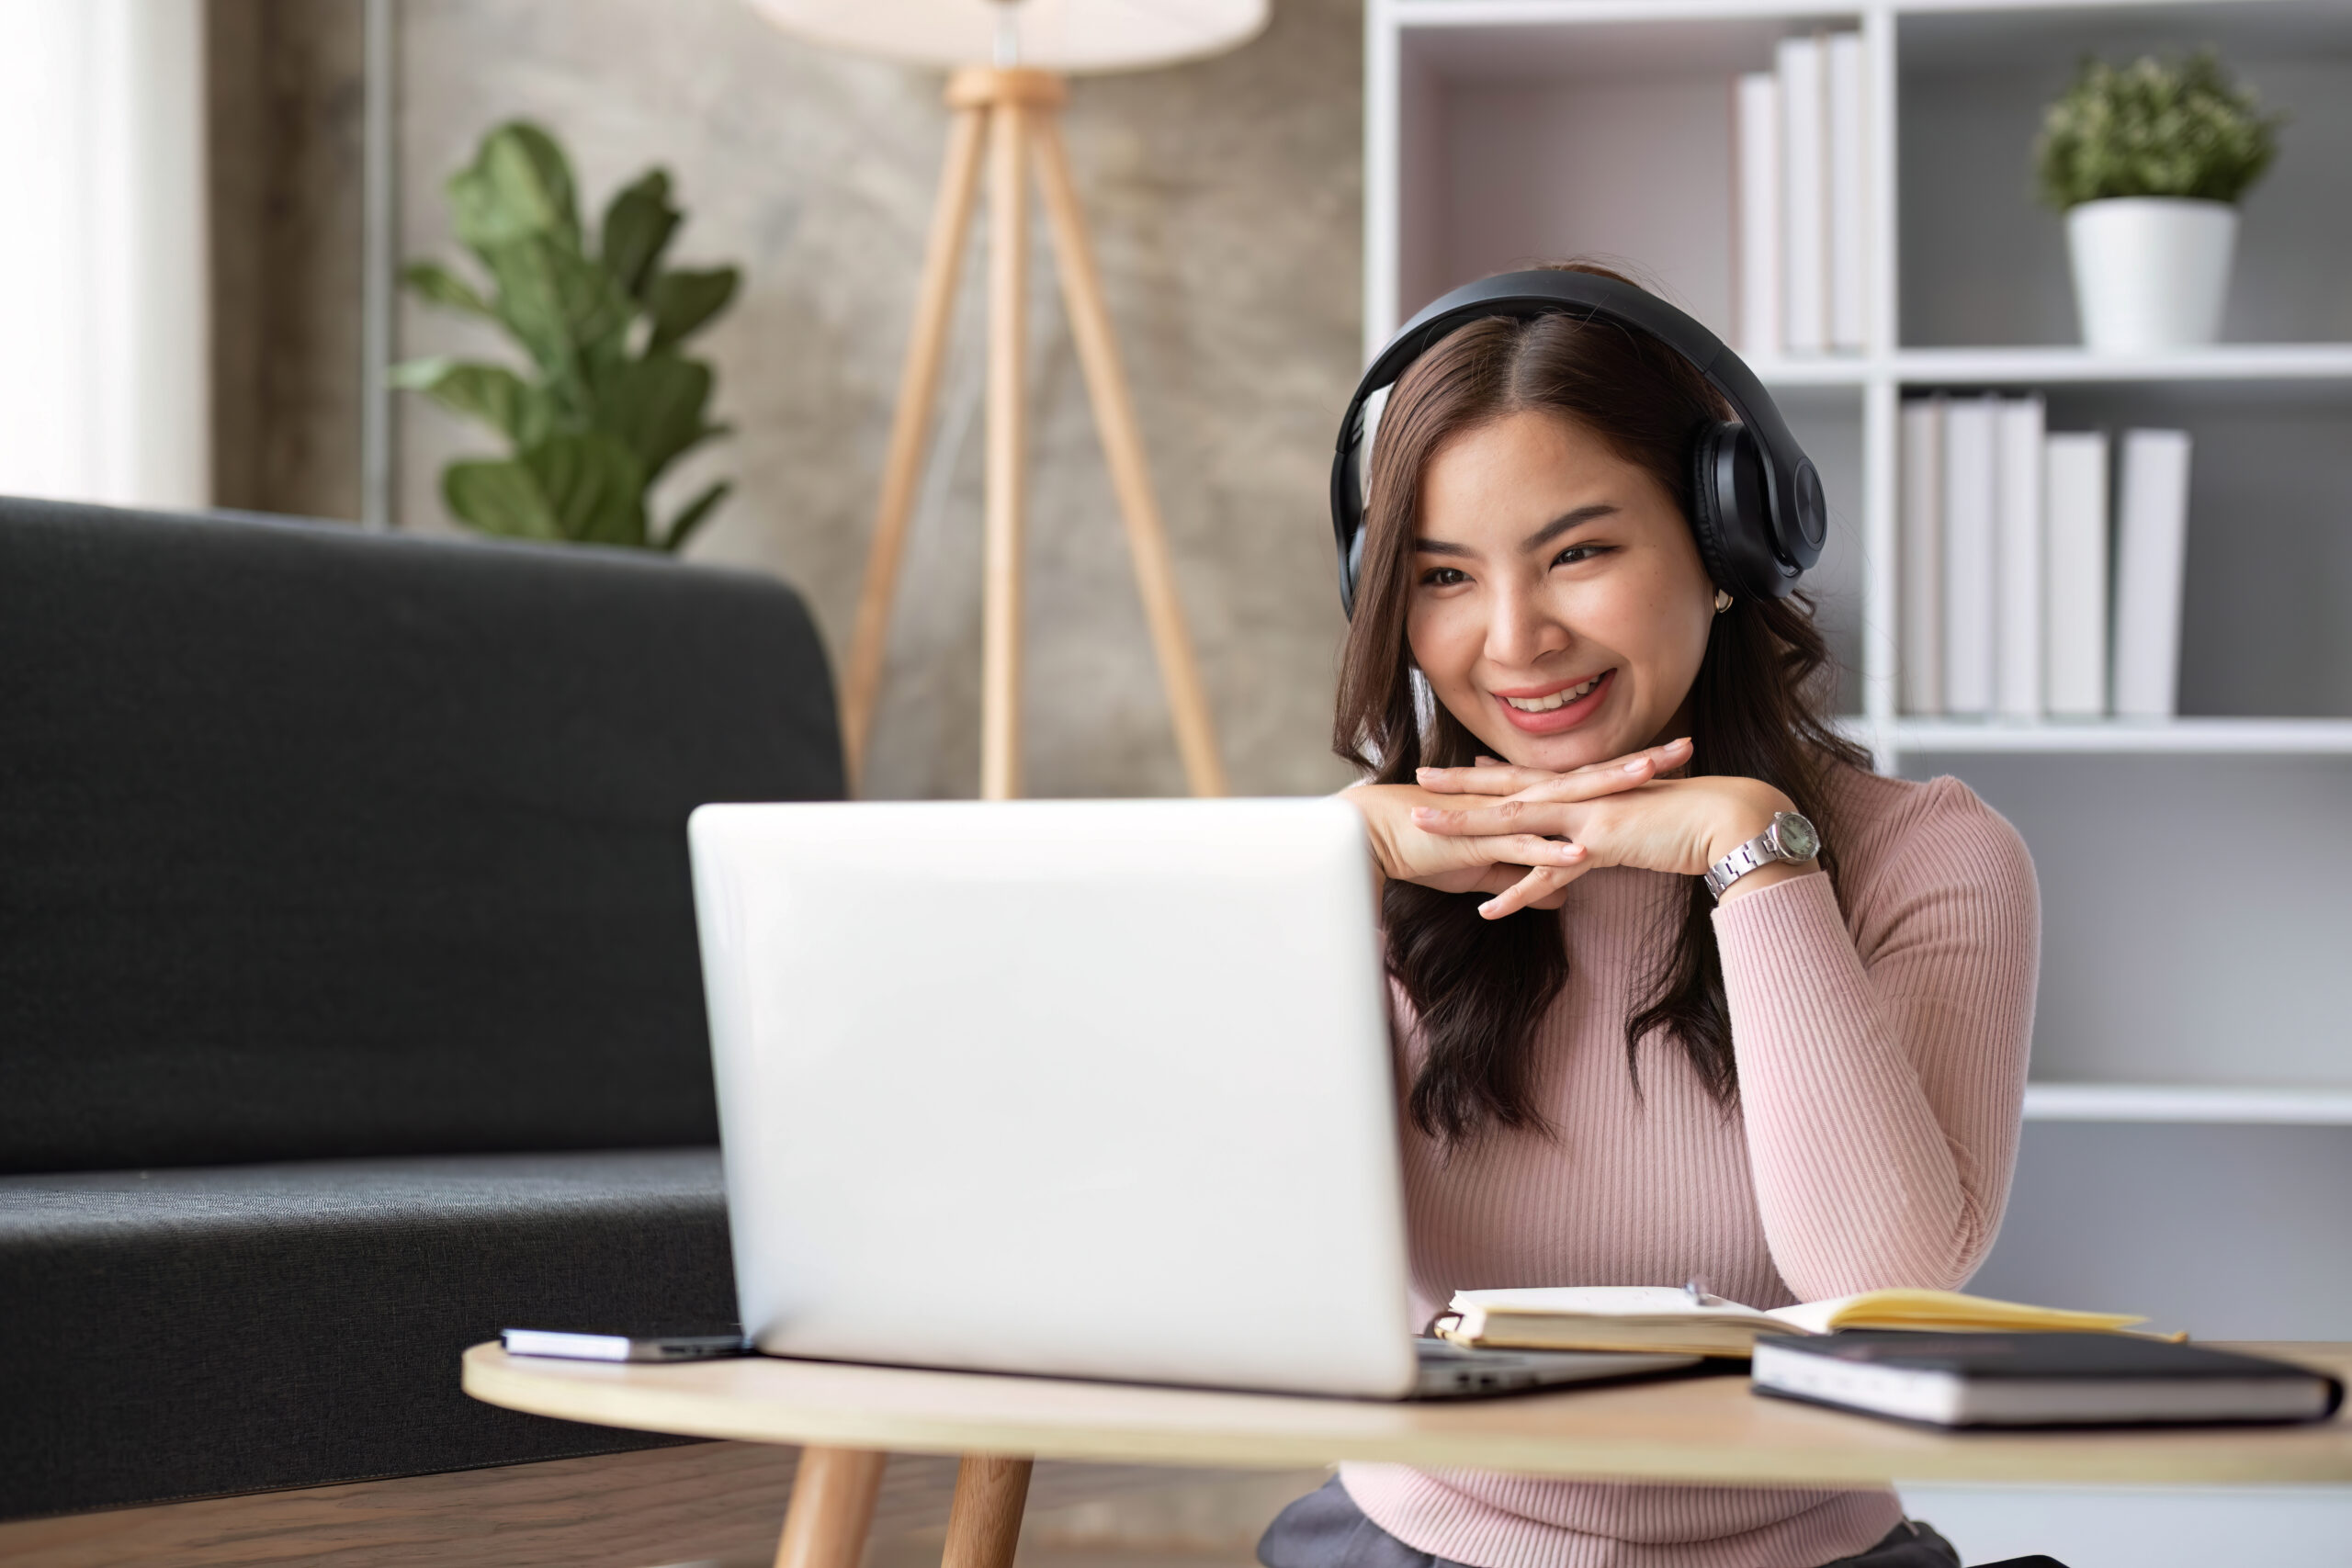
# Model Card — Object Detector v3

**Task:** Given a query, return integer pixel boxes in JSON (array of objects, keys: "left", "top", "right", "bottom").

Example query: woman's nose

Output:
[{"left": 1485, "top": 583, "right": 1570, "bottom": 668}]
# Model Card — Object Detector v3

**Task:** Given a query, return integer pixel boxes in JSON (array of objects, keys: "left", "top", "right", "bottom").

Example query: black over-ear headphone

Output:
[{"left": 1329, "top": 269, "right": 1826, "bottom": 616}]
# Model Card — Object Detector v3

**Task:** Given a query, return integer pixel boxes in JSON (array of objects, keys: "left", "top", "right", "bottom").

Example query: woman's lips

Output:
[{"left": 1492, "top": 668, "right": 1614, "bottom": 734}]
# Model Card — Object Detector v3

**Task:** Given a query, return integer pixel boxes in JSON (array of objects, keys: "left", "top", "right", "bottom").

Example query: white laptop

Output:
[{"left": 685, "top": 796, "right": 1694, "bottom": 1400}]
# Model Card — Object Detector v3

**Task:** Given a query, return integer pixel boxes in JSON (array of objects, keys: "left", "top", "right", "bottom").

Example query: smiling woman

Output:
[
  {"left": 1274, "top": 265, "right": 2044, "bottom": 1568},
  {"left": 1337, "top": 277, "right": 1876, "bottom": 1134}
]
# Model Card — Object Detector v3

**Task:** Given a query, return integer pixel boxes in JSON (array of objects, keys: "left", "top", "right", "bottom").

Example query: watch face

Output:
[{"left": 1771, "top": 811, "right": 1819, "bottom": 861}]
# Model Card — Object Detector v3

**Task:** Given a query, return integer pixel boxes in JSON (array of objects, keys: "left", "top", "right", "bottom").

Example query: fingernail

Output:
[
  {"left": 1411, "top": 807, "right": 1435, "bottom": 818},
  {"left": 1623, "top": 758, "right": 1648, "bottom": 773},
  {"left": 1416, "top": 767, "right": 1437, "bottom": 777},
  {"left": 1671, "top": 737, "right": 1692, "bottom": 749},
  {"left": 1476, "top": 899, "right": 1498, "bottom": 917}
]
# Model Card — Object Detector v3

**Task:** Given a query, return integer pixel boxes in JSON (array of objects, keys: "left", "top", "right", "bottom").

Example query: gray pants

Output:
[{"left": 1256, "top": 1477, "right": 1962, "bottom": 1568}]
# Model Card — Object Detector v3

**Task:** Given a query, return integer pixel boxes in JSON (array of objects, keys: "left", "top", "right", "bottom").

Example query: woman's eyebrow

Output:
[
  {"left": 1521, "top": 503, "right": 1618, "bottom": 552},
  {"left": 1414, "top": 503, "right": 1618, "bottom": 558}
]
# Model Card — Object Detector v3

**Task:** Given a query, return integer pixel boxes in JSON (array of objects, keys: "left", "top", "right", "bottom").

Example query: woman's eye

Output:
[
  {"left": 1419, "top": 566, "right": 1470, "bottom": 588},
  {"left": 1552, "top": 544, "right": 1610, "bottom": 568}
]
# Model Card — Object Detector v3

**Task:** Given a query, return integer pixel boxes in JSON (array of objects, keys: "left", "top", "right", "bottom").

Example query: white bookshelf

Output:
[{"left": 1367, "top": 0, "right": 2352, "bottom": 1340}]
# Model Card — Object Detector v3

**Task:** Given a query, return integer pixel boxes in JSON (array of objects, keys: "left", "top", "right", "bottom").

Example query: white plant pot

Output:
[{"left": 2065, "top": 197, "right": 2239, "bottom": 353}]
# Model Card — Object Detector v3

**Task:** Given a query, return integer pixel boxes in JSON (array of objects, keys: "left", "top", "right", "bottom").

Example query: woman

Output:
[{"left": 1261, "top": 266, "right": 2038, "bottom": 1568}]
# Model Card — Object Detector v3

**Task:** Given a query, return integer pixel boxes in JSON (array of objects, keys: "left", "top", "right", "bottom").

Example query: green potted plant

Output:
[
  {"left": 2035, "top": 50, "right": 2282, "bottom": 352},
  {"left": 393, "top": 121, "right": 741, "bottom": 549}
]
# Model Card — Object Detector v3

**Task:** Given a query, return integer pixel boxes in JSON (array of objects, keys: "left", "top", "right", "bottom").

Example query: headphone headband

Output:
[{"left": 1329, "top": 270, "right": 1826, "bottom": 615}]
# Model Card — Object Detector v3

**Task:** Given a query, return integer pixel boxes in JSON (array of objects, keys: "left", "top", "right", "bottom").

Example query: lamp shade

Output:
[{"left": 745, "top": 0, "right": 1268, "bottom": 75}]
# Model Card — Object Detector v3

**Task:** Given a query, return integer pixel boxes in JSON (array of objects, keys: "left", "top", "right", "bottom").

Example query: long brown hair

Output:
[{"left": 1335, "top": 264, "right": 1869, "bottom": 1145}]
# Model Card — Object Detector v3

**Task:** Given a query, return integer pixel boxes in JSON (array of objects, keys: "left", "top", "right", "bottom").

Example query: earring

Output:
[{"left": 1713, "top": 590, "right": 1734, "bottom": 615}]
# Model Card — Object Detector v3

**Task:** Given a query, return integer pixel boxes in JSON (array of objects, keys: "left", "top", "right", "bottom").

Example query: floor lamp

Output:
[{"left": 747, "top": 0, "right": 1265, "bottom": 800}]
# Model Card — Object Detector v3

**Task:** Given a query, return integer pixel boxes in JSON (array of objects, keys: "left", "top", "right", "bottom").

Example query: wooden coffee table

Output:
[{"left": 464, "top": 1341, "right": 2352, "bottom": 1568}]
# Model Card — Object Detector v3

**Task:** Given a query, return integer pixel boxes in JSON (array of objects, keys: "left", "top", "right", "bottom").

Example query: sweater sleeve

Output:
[{"left": 1709, "top": 780, "right": 2039, "bottom": 1300}]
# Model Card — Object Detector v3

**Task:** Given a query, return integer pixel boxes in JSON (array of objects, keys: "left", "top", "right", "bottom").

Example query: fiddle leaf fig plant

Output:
[
  {"left": 2035, "top": 50, "right": 2283, "bottom": 210},
  {"left": 392, "top": 121, "right": 740, "bottom": 551}
]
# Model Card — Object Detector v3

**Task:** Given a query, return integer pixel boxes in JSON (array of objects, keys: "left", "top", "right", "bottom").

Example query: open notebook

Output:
[{"left": 1434, "top": 1287, "right": 2145, "bottom": 1358}]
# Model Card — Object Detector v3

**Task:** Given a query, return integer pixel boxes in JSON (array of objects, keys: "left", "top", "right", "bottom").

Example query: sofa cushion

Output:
[
  {"left": 0, "top": 1148, "right": 734, "bottom": 1520},
  {"left": 0, "top": 499, "right": 842, "bottom": 1172}
]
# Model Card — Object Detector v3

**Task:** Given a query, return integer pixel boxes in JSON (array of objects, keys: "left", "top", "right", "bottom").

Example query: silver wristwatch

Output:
[{"left": 1702, "top": 811, "right": 1820, "bottom": 900}]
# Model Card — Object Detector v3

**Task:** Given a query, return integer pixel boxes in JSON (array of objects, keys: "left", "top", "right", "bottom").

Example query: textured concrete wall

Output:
[{"left": 395, "top": 0, "right": 1363, "bottom": 798}]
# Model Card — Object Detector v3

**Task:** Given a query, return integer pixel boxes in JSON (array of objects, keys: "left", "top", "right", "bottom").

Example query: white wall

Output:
[{"left": 0, "top": 0, "right": 209, "bottom": 510}]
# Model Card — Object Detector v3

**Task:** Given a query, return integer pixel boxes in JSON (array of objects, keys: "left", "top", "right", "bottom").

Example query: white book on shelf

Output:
[
  {"left": 1939, "top": 395, "right": 1998, "bottom": 716},
  {"left": 1825, "top": 31, "right": 1866, "bottom": 355},
  {"left": 2111, "top": 428, "right": 2194, "bottom": 719},
  {"left": 1776, "top": 34, "right": 1826, "bottom": 356},
  {"left": 1899, "top": 397, "right": 1943, "bottom": 716},
  {"left": 1735, "top": 72, "right": 1782, "bottom": 359},
  {"left": 1994, "top": 396, "right": 2045, "bottom": 719},
  {"left": 2042, "top": 431, "right": 2110, "bottom": 718}
]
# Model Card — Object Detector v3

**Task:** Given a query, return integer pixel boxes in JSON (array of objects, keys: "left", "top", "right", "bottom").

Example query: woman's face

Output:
[{"left": 1406, "top": 408, "right": 1717, "bottom": 773}]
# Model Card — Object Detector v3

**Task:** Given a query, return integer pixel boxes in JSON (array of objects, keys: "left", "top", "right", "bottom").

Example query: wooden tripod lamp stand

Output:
[{"left": 749, "top": 0, "right": 1268, "bottom": 800}]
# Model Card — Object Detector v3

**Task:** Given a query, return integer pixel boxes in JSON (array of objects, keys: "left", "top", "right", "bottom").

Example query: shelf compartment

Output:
[
  {"left": 1877, "top": 378, "right": 2352, "bottom": 722},
  {"left": 2023, "top": 1082, "right": 2352, "bottom": 1124},
  {"left": 1891, "top": 750, "right": 2352, "bottom": 1092},
  {"left": 1973, "top": 1116, "right": 2352, "bottom": 1339},
  {"left": 1376, "top": 2, "right": 1871, "bottom": 349},
  {"left": 1897, "top": 9, "right": 2352, "bottom": 350}
]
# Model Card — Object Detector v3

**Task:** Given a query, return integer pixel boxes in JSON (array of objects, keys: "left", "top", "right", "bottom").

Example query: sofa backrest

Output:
[{"left": 0, "top": 499, "right": 843, "bottom": 1173}]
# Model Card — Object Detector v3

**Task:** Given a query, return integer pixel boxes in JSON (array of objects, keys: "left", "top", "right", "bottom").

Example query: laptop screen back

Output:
[{"left": 687, "top": 796, "right": 1418, "bottom": 1397}]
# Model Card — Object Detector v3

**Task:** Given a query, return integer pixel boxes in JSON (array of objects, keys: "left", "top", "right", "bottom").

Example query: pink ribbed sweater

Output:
[{"left": 1342, "top": 767, "right": 2039, "bottom": 1568}]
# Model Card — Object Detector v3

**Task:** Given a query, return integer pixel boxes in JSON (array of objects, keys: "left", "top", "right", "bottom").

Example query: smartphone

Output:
[{"left": 500, "top": 1325, "right": 752, "bottom": 1362}]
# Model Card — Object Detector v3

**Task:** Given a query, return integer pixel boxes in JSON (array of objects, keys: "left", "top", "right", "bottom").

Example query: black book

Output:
[{"left": 1752, "top": 1332, "right": 2344, "bottom": 1427}]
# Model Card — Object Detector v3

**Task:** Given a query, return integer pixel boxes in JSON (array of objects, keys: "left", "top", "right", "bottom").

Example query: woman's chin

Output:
[{"left": 1476, "top": 730, "right": 1624, "bottom": 773}]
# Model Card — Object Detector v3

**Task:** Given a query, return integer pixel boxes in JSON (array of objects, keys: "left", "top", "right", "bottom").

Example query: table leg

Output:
[
  {"left": 774, "top": 1447, "right": 888, "bottom": 1568},
  {"left": 941, "top": 1454, "right": 1033, "bottom": 1568}
]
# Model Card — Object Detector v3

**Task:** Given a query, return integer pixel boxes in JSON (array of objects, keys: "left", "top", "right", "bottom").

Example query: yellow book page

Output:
[{"left": 1770, "top": 1289, "right": 2145, "bottom": 1336}]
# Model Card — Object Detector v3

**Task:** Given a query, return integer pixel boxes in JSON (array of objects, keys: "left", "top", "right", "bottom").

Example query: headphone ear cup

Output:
[
  {"left": 1340, "top": 524, "right": 1365, "bottom": 618},
  {"left": 1689, "top": 420, "right": 1789, "bottom": 600},
  {"left": 1686, "top": 421, "right": 1747, "bottom": 597}
]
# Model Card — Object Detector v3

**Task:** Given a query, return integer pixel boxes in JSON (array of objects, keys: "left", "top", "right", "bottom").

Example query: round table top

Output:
[{"left": 463, "top": 1341, "right": 2352, "bottom": 1488}]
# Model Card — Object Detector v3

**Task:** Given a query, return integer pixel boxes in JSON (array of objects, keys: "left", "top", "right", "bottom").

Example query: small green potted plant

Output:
[
  {"left": 393, "top": 121, "right": 741, "bottom": 549},
  {"left": 2035, "top": 50, "right": 2282, "bottom": 352}
]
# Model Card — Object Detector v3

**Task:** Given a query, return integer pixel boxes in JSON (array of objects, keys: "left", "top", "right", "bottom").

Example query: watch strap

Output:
[
  {"left": 1703, "top": 812, "right": 1817, "bottom": 901},
  {"left": 1702, "top": 835, "right": 1772, "bottom": 900}
]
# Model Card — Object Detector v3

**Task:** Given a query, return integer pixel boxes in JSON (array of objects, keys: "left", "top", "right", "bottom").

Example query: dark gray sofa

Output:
[{"left": 0, "top": 497, "right": 842, "bottom": 1520}]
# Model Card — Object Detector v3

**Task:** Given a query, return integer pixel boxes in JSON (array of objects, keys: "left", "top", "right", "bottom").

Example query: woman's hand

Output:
[
  {"left": 1346, "top": 739, "right": 1693, "bottom": 910},
  {"left": 1410, "top": 739, "right": 1811, "bottom": 918}
]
